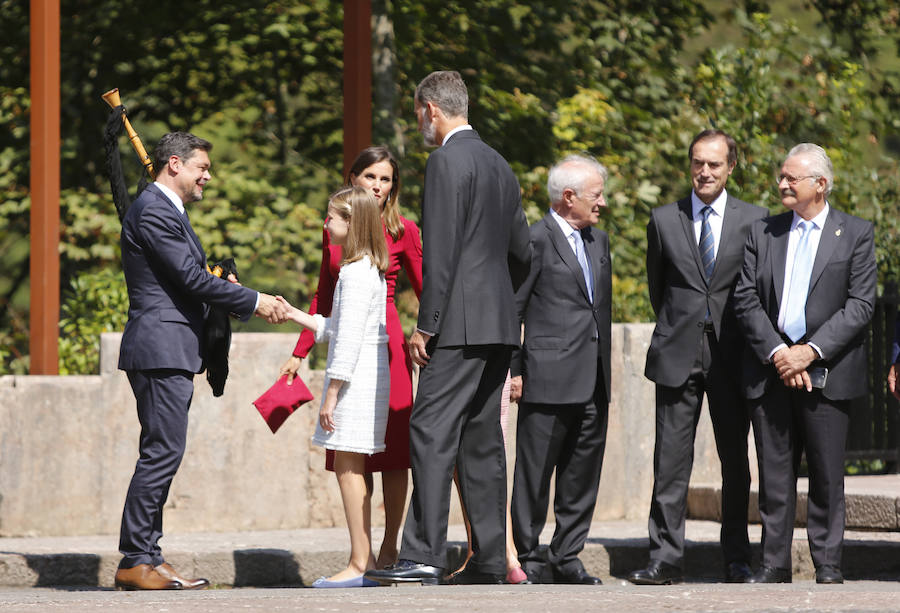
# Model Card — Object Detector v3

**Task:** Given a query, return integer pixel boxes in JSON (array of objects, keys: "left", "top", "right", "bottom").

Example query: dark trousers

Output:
[
  {"left": 648, "top": 328, "right": 751, "bottom": 568},
  {"left": 119, "top": 369, "right": 194, "bottom": 569},
  {"left": 400, "top": 344, "right": 510, "bottom": 574},
  {"left": 511, "top": 393, "right": 608, "bottom": 577},
  {"left": 750, "top": 385, "right": 849, "bottom": 570}
]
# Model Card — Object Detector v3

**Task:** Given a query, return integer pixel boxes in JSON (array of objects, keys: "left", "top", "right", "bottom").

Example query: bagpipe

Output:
[{"left": 102, "top": 88, "right": 236, "bottom": 397}]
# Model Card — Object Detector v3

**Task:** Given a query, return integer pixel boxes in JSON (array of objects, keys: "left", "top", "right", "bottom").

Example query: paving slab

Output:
[
  {"left": 1, "top": 519, "right": 899, "bottom": 588},
  {"left": 2, "top": 475, "right": 899, "bottom": 589},
  {"left": 2, "top": 582, "right": 900, "bottom": 613}
]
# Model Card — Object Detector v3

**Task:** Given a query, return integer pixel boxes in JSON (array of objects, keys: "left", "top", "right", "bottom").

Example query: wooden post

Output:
[
  {"left": 29, "top": 0, "right": 61, "bottom": 374},
  {"left": 342, "top": 0, "right": 372, "bottom": 177}
]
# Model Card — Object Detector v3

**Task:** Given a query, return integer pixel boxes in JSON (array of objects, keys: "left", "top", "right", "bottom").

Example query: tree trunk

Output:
[{"left": 371, "top": 0, "right": 402, "bottom": 155}]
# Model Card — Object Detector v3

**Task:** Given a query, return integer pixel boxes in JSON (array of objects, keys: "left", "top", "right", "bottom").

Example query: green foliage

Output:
[
  {"left": 687, "top": 10, "right": 900, "bottom": 287},
  {"left": 2, "top": 1, "right": 899, "bottom": 373},
  {"left": 845, "top": 459, "right": 888, "bottom": 476},
  {"left": 58, "top": 267, "right": 129, "bottom": 375}
]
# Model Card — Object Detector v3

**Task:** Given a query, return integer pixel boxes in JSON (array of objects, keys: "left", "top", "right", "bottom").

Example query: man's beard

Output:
[
  {"left": 420, "top": 110, "right": 438, "bottom": 147},
  {"left": 186, "top": 187, "right": 203, "bottom": 203}
]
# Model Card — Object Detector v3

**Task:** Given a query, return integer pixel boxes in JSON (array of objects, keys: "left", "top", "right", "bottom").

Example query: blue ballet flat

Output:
[{"left": 311, "top": 574, "right": 380, "bottom": 588}]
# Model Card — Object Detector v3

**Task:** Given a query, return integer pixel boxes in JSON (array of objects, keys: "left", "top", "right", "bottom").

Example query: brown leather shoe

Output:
[
  {"left": 115, "top": 564, "right": 182, "bottom": 590},
  {"left": 155, "top": 562, "right": 210, "bottom": 590}
]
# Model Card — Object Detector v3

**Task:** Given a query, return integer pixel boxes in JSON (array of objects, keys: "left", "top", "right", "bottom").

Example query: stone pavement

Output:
[
  {"left": 3, "top": 582, "right": 900, "bottom": 613},
  {"left": 0, "top": 477, "right": 898, "bottom": 597}
]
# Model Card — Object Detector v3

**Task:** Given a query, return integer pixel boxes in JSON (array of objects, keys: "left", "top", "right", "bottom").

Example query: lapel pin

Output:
[{"left": 835, "top": 229, "right": 842, "bottom": 236}]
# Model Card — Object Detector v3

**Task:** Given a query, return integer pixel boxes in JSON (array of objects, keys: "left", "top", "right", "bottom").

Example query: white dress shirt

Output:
[
  {"left": 442, "top": 124, "right": 473, "bottom": 145},
  {"left": 690, "top": 188, "right": 728, "bottom": 256}
]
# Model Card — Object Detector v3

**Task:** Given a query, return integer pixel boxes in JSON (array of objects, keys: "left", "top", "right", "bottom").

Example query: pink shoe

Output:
[{"left": 506, "top": 566, "right": 529, "bottom": 584}]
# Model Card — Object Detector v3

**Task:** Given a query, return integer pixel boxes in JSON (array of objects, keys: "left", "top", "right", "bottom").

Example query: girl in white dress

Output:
[{"left": 278, "top": 186, "right": 390, "bottom": 588}]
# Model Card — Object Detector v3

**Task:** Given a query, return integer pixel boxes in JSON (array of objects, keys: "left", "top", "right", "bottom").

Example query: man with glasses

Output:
[
  {"left": 734, "top": 143, "right": 876, "bottom": 584},
  {"left": 629, "top": 129, "right": 767, "bottom": 585}
]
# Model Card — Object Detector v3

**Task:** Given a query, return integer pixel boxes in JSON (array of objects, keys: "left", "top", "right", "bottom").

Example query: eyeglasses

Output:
[
  {"left": 777, "top": 173, "right": 818, "bottom": 186},
  {"left": 576, "top": 190, "right": 605, "bottom": 203}
]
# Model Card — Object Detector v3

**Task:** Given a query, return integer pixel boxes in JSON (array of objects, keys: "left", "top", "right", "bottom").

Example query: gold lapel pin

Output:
[{"left": 835, "top": 229, "right": 842, "bottom": 236}]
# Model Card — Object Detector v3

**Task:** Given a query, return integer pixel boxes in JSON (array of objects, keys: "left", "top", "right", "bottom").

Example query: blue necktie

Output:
[
  {"left": 783, "top": 220, "right": 815, "bottom": 342},
  {"left": 574, "top": 229, "right": 593, "bottom": 303},
  {"left": 699, "top": 206, "right": 715, "bottom": 282}
]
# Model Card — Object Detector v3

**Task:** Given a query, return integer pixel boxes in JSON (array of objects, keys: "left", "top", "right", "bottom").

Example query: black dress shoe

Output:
[
  {"left": 364, "top": 559, "right": 444, "bottom": 585},
  {"left": 724, "top": 561, "right": 752, "bottom": 583},
  {"left": 815, "top": 565, "right": 843, "bottom": 584},
  {"left": 628, "top": 561, "right": 682, "bottom": 585},
  {"left": 521, "top": 563, "right": 546, "bottom": 585},
  {"left": 748, "top": 566, "right": 792, "bottom": 584},
  {"left": 445, "top": 567, "right": 504, "bottom": 585},
  {"left": 553, "top": 567, "right": 602, "bottom": 585}
]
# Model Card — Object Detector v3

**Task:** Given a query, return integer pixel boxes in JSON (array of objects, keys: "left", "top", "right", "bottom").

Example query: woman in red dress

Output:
[{"left": 280, "top": 146, "right": 422, "bottom": 569}]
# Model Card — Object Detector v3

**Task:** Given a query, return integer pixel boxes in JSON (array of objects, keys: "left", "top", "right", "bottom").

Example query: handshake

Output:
[
  {"left": 255, "top": 293, "right": 295, "bottom": 324},
  {"left": 218, "top": 272, "right": 295, "bottom": 325},
  {"left": 219, "top": 272, "right": 303, "bottom": 326}
]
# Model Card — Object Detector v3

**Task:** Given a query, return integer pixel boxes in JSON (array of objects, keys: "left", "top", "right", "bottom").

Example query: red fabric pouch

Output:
[{"left": 252, "top": 374, "right": 314, "bottom": 433}]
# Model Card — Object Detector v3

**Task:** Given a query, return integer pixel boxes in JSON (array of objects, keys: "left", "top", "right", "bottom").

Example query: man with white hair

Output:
[
  {"left": 734, "top": 143, "right": 877, "bottom": 584},
  {"left": 508, "top": 154, "right": 611, "bottom": 585}
]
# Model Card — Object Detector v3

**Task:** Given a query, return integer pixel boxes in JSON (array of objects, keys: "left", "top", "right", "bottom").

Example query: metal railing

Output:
[{"left": 846, "top": 282, "right": 900, "bottom": 472}]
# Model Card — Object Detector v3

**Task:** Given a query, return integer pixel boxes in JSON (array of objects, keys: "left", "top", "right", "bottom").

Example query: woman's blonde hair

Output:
[
  {"left": 328, "top": 186, "right": 389, "bottom": 273},
  {"left": 346, "top": 146, "right": 404, "bottom": 240}
]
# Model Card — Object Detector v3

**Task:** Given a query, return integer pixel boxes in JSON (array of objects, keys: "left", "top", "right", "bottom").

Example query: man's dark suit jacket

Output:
[
  {"left": 512, "top": 213, "right": 611, "bottom": 404},
  {"left": 416, "top": 129, "right": 532, "bottom": 347},
  {"left": 645, "top": 195, "right": 768, "bottom": 386},
  {"left": 733, "top": 207, "right": 877, "bottom": 400},
  {"left": 118, "top": 183, "right": 257, "bottom": 373}
]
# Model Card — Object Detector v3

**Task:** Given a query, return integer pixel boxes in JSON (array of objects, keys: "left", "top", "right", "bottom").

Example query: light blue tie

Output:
[
  {"left": 783, "top": 220, "right": 815, "bottom": 342},
  {"left": 573, "top": 230, "right": 593, "bottom": 303},
  {"left": 699, "top": 206, "right": 715, "bottom": 282}
]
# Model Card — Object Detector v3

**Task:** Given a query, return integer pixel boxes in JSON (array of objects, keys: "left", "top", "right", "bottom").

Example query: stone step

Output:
[
  {"left": 688, "top": 475, "right": 900, "bottom": 531},
  {"left": 2, "top": 518, "right": 899, "bottom": 588}
]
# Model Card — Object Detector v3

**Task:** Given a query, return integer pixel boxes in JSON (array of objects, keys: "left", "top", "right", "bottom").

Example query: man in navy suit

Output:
[
  {"left": 508, "top": 154, "right": 611, "bottom": 585},
  {"left": 734, "top": 143, "right": 877, "bottom": 584},
  {"left": 366, "top": 71, "right": 532, "bottom": 586},
  {"left": 114, "top": 132, "right": 288, "bottom": 590},
  {"left": 629, "top": 130, "right": 768, "bottom": 585}
]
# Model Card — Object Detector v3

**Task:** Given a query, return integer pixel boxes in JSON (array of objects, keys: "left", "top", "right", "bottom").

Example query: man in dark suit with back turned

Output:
[
  {"left": 114, "top": 132, "right": 288, "bottom": 590},
  {"left": 366, "top": 71, "right": 532, "bottom": 586},
  {"left": 629, "top": 129, "right": 767, "bottom": 585},
  {"left": 508, "top": 154, "right": 611, "bottom": 585},
  {"left": 734, "top": 143, "right": 876, "bottom": 584}
]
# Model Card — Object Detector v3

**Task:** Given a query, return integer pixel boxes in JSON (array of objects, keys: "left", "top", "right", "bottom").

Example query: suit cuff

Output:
[
  {"left": 767, "top": 343, "right": 787, "bottom": 362},
  {"left": 807, "top": 342, "right": 824, "bottom": 359}
]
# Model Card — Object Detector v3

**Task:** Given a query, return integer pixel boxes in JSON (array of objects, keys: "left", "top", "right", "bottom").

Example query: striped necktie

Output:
[{"left": 699, "top": 205, "right": 715, "bottom": 282}]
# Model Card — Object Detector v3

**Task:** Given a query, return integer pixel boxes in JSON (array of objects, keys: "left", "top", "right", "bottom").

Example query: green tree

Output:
[{"left": 2, "top": 1, "right": 898, "bottom": 373}]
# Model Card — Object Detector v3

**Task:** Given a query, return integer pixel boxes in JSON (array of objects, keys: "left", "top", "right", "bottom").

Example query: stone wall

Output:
[{"left": 0, "top": 325, "right": 752, "bottom": 537}]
